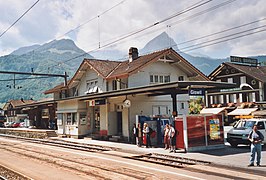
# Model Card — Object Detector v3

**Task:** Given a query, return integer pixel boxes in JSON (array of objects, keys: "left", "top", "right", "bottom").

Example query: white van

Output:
[{"left": 227, "top": 118, "right": 266, "bottom": 147}]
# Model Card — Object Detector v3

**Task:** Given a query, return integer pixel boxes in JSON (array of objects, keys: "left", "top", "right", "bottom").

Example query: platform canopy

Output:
[
  {"left": 200, "top": 107, "right": 226, "bottom": 115},
  {"left": 228, "top": 108, "right": 258, "bottom": 116},
  {"left": 55, "top": 81, "right": 236, "bottom": 102}
]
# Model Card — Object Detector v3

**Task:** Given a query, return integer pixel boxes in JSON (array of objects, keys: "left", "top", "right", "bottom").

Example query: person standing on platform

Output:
[
  {"left": 168, "top": 124, "right": 176, "bottom": 153},
  {"left": 164, "top": 124, "right": 170, "bottom": 149},
  {"left": 143, "top": 123, "right": 151, "bottom": 148},
  {"left": 132, "top": 123, "right": 137, "bottom": 145},
  {"left": 137, "top": 123, "right": 142, "bottom": 147},
  {"left": 248, "top": 125, "right": 264, "bottom": 167}
]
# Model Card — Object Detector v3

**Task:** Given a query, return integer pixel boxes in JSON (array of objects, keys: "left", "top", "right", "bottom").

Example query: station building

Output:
[{"left": 44, "top": 47, "right": 213, "bottom": 139}]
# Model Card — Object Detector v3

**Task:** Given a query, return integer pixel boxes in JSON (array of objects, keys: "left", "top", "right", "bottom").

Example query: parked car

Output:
[
  {"left": 227, "top": 118, "right": 266, "bottom": 147},
  {"left": 0, "top": 122, "right": 4, "bottom": 127},
  {"left": 12, "top": 122, "right": 20, "bottom": 128},
  {"left": 4, "top": 122, "right": 13, "bottom": 128},
  {"left": 19, "top": 122, "right": 25, "bottom": 127}
]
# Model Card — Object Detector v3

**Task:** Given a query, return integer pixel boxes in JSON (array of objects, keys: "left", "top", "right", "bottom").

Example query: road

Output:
[{"left": 0, "top": 137, "right": 264, "bottom": 180}]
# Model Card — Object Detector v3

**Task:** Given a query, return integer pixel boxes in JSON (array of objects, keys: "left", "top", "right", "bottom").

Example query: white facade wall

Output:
[
  {"left": 78, "top": 70, "right": 106, "bottom": 95},
  {"left": 57, "top": 100, "right": 88, "bottom": 137},
  {"left": 128, "top": 61, "right": 187, "bottom": 87}
]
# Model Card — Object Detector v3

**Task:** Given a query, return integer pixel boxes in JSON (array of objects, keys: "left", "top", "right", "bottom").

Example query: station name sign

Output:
[
  {"left": 89, "top": 99, "right": 106, "bottom": 106},
  {"left": 230, "top": 56, "right": 258, "bottom": 66},
  {"left": 189, "top": 88, "right": 205, "bottom": 96}
]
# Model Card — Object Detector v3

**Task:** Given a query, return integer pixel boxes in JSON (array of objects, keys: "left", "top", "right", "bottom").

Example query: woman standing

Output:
[
  {"left": 164, "top": 124, "right": 170, "bottom": 149},
  {"left": 143, "top": 123, "right": 151, "bottom": 148}
]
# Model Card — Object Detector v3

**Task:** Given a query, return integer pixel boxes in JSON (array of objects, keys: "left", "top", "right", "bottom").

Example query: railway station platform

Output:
[
  {"left": 52, "top": 136, "right": 266, "bottom": 174},
  {"left": 0, "top": 128, "right": 57, "bottom": 139}
]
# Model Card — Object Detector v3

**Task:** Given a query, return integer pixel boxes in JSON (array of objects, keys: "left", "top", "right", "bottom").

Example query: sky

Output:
[{"left": 0, "top": 0, "right": 265, "bottom": 59}]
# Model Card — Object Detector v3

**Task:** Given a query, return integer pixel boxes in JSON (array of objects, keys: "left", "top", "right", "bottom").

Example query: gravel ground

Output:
[{"left": 0, "top": 165, "right": 30, "bottom": 180}]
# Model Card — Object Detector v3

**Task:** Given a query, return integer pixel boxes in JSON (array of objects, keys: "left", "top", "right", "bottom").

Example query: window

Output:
[
  {"left": 178, "top": 76, "right": 184, "bottom": 81},
  {"left": 240, "top": 76, "right": 246, "bottom": 84},
  {"left": 257, "top": 121, "right": 265, "bottom": 130},
  {"left": 164, "top": 75, "right": 170, "bottom": 83},
  {"left": 228, "top": 78, "right": 233, "bottom": 83},
  {"left": 86, "top": 79, "right": 99, "bottom": 93},
  {"left": 150, "top": 74, "right": 170, "bottom": 84},
  {"left": 112, "top": 80, "right": 117, "bottom": 90},
  {"left": 159, "top": 76, "right": 164, "bottom": 83},
  {"left": 181, "top": 102, "right": 185, "bottom": 109},
  {"left": 219, "top": 95, "right": 224, "bottom": 104},
  {"left": 210, "top": 96, "right": 213, "bottom": 104},
  {"left": 150, "top": 75, "right": 154, "bottom": 83},
  {"left": 42, "top": 109, "right": 49, "bottom": 118},
  {"left": 154, "top": 75, "right": 158, "bottom": 83},
  {"left": 152, "top": 106, "right": 168, "bottom": 115},
  {"left": 66, "top": 113, "right": 77, "bottom": 125}
]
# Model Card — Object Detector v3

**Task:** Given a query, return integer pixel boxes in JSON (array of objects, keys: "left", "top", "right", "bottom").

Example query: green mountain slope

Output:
[{"left": 0, "top": 39, "right": 92, "bottom": 103}]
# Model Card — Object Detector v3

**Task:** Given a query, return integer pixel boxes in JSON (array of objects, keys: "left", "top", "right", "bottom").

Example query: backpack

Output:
[{"left": 248, "top": 130, "right": 264, "bottom": 141}]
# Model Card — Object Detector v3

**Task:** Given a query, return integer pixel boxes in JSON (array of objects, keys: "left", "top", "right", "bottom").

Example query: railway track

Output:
[
  {"left": 0, "top": 134, "right": 207, "bottom": 168},
  {"left": 1, "top": 135, "right": 266, "bottom": 180},
  {"left": 128, "top": 153, "right": 210, "bottom": 168},
  {"left": 0, "top": 164, "right": 30, "bottom": 180},
  {"left": 0, "top": 134, "right": 116, "bottom": 152}
]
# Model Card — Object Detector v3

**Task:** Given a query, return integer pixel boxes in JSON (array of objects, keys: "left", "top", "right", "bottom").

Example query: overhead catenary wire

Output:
[
  {"left": 0, "top": 0, "right": 40, "bottom": 38},
  {"left": 179, "top": 28, "right": 266, "bottom": 53},
  {"left": 2, "top": 0, "right": 127, "bottom": 71},
  {"left": 0, "top": 76, "right": 57, "bottom": 82},
  {"left": 56, "top": 0, "right": 126, "bottom": 40},
  {"left": 49, "top": 0, "right": 215, "bottom": 67},
  {"left": 96, "top": 0, "right": 238, "bottom": 50},
  {"left": 179, "top": 24, "right": 266, "bottom": 51},
  {"left": 110, "top": 18, "right": 266, "bottom": 61}
]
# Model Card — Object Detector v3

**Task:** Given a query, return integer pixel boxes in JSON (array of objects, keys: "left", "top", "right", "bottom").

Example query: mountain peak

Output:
[
  {"left": 140, "top": 32, "right": 178, "bottom": 54},
  {"left": 36, "top": 39, "right": 85, "bottom": 54}
]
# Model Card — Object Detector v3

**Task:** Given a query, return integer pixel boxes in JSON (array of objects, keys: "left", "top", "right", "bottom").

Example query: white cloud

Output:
[{"left": 0, "top": 0, "right": 265, "bottom": 58}]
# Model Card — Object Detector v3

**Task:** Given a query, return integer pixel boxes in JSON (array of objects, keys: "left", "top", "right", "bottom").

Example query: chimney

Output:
[{"left": 129, "top": 47, "right": 138, "bottom": 62}]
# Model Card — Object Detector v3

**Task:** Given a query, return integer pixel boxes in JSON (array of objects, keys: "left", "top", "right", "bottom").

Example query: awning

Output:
[
  {"left": 200, "top": 107, "right": 226, "bottom": 114},
  {"left": 228, "top": 108, "right": 258, "bottom": 116},
  {"left": 252, "top": 110, "right": 266, "bottom": 117}
]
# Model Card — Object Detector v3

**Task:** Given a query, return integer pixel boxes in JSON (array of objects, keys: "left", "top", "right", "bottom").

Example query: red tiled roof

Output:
[
  {"left": 107, "top": 49, "right": 171, "bottom": 79},
  {"left": 9, "top": 99, "right": 35, "bottom": 108},
  {"left": 45, "top": 48, "right": 208, "bottom": 94},
  {"left": 44, "top": 82, "right": 67, "bottom": 94},
  {"left": 85, "top": 59, "right": 121, "bottom": 77}
]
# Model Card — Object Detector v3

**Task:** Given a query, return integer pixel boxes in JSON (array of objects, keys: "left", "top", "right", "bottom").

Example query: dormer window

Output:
[
  {"left": 178, "top": 76, "right": 184, "bottom": 81},
  {"left": 85, "top": 79, "right": 99, "bottom": 94}
]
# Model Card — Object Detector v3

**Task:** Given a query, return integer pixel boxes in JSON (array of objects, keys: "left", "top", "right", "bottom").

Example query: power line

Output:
[
  {"left": 180, "top": 28, "right": 266, "bottom": 53},
  {"left": 100, "top": 0, "right": 238, "bottom": 50},
  {"left": 115, "top": 18, "right": 266, "bottom": 60},
  {"left": 50, "top": 0, "right": 214, "bottom": 67},
  {"left": 0, "top": 0, "right": 40, "bottom": 38},
  {"left": 179, "top": 24, "right": 266, "bottom": 51},
  {"left": 5, "top": 0, "right": 126, "bottom": 72},
  {"left": 169, "top": 0, "right": 237, "bottom": 28},
  {"left": 0, "top": 76, "right": 56, "bottom": 82},
  {"left": 56, "top": 0, "right": 126, "bottom": 39},
  {"left": 176, "top": 17, "right": 266, "bottom": 46}
]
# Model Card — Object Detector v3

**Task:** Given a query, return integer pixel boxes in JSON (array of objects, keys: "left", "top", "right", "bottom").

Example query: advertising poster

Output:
[{"left": 209, "top": 119, "right": 220, "bottom": 140}]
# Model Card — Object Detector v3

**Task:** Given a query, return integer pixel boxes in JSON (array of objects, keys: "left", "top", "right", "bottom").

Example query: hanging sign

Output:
[{"left": 189, "top": 88, "right": 205, "bottom": 96}]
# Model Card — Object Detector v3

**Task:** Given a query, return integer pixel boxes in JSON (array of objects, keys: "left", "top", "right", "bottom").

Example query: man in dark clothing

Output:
[{"left": 248, "top": 125, "right": 264, "bottom": 167}]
